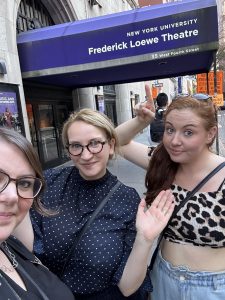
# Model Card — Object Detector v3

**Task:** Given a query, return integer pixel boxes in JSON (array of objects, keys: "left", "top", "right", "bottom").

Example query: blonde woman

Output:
[{"left": 15, "top": 108, "right": 174, "bottom": 300}]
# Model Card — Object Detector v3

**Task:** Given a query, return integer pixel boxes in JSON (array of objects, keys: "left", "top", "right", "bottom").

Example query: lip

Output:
[
  {"left": 169, "top": 149, "right": 183, "bottom": 155},
  {"left": 0, "top": 213, "right": 14, "bottom": 225},
  {"left": 0, "top": 212, "right": 14, "bottom": 218},
  {"left": 81, "top": 162, "right": 97, "bottom": 167}
]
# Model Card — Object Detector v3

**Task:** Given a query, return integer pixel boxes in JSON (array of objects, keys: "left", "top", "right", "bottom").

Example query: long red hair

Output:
[{"left": 145, "top": 96, "right": 218, "bottom": 205}]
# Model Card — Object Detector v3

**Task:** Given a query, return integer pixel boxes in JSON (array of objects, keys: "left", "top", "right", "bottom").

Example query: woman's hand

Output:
[
  {"left": 134, "top": 84, "right": 155, "bottom": 124},
  {"left": 136, "top": 190, "right": 175, "bottom": 243},
  {"left": 119, "top": 189, "right": 174, "bottom": 296}
]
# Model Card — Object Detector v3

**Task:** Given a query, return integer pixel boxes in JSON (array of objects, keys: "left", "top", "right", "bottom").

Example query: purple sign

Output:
[
  {"left": 0, "top": 91, "right": 18, "bottom": 129},
  {"left": 17, "top": 0, "right": 218, "bottom": 72},
  {"left": 16, "top": 0, "right": 218, "bottom": 88}
]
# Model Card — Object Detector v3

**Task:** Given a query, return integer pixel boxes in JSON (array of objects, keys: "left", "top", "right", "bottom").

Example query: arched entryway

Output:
[{"left": 17, "top": 0, "right": 77, "bottom": 168}]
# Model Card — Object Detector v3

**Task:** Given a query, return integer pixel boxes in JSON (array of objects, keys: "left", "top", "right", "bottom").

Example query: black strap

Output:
[
  {"left": 60, "top": 181, "right": 121, "bottom": 277},
  {"left": 17, "top": 264, "right": 50, "bottom": 300},
  {"left": 149, "top": 161, "right": 225, "bottom": 270}
]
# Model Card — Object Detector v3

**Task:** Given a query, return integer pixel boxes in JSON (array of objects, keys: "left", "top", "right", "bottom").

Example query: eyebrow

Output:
[
  {"left": 165, "top": 121, "right": 198, "bottom": 128},
  {"left": 0, "top": 169, "right": 35, "bottom": 178},
  {"left": 69, "top": 137, "right": 105, "bottom": 143}
]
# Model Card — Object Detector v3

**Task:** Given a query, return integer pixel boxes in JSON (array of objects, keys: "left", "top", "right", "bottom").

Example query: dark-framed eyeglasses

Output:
[
  {"left": 67, "top": 140, "right": 108, "bottom": 156},
  {"left": 0, "top": 171, "right": 43, "bottom": 199},
  {"left": 192, "top": 93, "right": 212, "bottom": 102}
]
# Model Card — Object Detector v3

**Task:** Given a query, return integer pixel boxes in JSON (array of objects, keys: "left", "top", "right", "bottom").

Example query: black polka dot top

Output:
[{"left": 31, "top": 166, "right": 142, "bottom": 296}]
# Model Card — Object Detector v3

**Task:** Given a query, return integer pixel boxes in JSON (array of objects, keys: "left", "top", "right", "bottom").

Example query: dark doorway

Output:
[
  {"left": 26, "top": 102, "right": 72, "bottom": 169},
  {"left": 24, "top": 83, "right": 73, "bottom": 169},
  {"left": 103, "top": 85, "right": 117, "bottom": 126},
  {"left": 104, "top": 101, "right": 117, "bottom": 126}
]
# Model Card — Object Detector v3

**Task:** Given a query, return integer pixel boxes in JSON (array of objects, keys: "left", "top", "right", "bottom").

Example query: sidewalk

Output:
[{"left": 108, "top": 129, "right": 149, "bottom": 197}]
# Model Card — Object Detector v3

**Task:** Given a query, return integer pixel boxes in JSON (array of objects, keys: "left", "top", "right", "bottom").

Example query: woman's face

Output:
[
  {"left": 0, "top": 141, "right": 34, "bottom": 243},
  {"left": 163, "top": 109, "right": 216, "bottom": 164},
  {"left": 67, "top": 121, "right": 115, "bottom": 180}
]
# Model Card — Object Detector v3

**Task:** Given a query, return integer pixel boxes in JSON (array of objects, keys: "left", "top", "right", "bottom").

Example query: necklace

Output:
[{"left": 0, "top": 241, "right": 18, "bottom": 272}]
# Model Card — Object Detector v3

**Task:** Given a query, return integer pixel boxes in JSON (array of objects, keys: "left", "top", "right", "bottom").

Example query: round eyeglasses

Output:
[
  {"left": 0, "top": 171, "right": 43, "bottom": 199},
  {"left": 67, "top": 140, "right": 108, "bottom": 156}
]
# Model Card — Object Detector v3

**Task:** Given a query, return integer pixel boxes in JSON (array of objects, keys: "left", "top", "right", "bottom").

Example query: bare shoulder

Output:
[{"left": 213, "top": 154, "right": 225, "bottom": 171}]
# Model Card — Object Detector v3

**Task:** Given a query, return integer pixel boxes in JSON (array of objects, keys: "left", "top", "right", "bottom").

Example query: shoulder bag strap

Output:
[
  {"left": 172, "top": 161, "right": 225, "bottom": 217},
  {"left": 149, "top": 161, "right": 225, "bottom": 271},
  {"left": 60, "top": 181, "right": 121, "bottom": 277}
]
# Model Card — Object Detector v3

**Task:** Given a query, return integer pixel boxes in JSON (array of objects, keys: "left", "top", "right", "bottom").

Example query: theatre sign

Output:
[{"left": 17, "top": 0, "right": 218, "bottom": 88}]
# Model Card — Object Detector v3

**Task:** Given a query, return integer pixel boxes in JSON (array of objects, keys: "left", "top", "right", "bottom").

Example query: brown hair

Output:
[
  {"left": 145, "top": 96, "right": 218, "bottom": 205},
  {"left": 0, "top": 127, "right": 52, "bottom": 216},
  {"left": 62, "top": 108, "right": 119, "bottom": 159}
]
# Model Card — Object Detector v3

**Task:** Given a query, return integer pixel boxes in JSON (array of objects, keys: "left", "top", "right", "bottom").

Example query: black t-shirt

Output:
[
  {"left": 150, "top": 108, "right": 165, "bottom": 143},
  {"left": 0, "top": 237, "right": 75, "bottom": 300}
]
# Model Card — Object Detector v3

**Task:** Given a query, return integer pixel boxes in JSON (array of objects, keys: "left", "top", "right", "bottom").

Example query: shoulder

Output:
[
  {"left": 42, "top": 167, "right": 79, "bottom": 205},
  {"left": 44, "top": 166, "right": 78, "bottom": 184},
  {"left": 118, "top": 182, "right": 139, "bottom": 196},
  {"left": 44, "top": 166, "right": 76, "bottom": 178},
  {"left": 106, "top": 171, "right": 140, "bottom": 202},
  {"left": 114, "top": 181, "right": 140, "bottom": 207}
]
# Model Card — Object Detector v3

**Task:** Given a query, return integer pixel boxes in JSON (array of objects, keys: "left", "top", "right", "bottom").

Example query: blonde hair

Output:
[{"left": 62, "top": 108, "right": 119, "bottom": 158}]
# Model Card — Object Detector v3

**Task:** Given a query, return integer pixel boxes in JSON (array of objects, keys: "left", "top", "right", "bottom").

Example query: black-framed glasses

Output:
[
  {"left": 0, "top": 171, "right": 43, "bottom": 199},
  {"left": 67, "top": 140, "right": 108, "bottom": 156},
  {"left": 192, "top": 93, "right": 212, "bottom": 101}
]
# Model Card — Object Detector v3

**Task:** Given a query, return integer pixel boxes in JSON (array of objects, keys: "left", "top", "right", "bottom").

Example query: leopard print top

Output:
[{"left": 164, "top": 179, "right": 225, "bottom": 248}]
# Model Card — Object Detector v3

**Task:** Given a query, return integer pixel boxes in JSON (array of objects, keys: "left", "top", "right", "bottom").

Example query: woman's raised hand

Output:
[
  {"left": 136, "top": 190, "right": 175, "bottom": 243},
  {"left": 134, "top": 84, "right": 155, "bottom": 123}
]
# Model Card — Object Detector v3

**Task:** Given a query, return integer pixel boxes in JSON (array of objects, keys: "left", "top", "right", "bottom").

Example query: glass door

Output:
[
  {"left": 27, "top": 102, "right": 72, "bottom": 169},
  {"left": 104, "top": 100, "right": 117, "bottom": 126},
  {"left": 37, "top": 104, "right": 59, "bottom": 163},
  {"left": 54, "top": 104, "right": 71, "bottom": 160}
]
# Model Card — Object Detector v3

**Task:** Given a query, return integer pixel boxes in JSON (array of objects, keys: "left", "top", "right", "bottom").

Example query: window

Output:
[{"left": 17, "top": 0, "right": 54, "bottom": 33}]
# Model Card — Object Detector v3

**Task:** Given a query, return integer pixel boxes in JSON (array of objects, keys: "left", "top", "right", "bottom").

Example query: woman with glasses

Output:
[
  {"left": 0, "top": 127, "right": 75, "bottom": 299},
  {"left": 116, "top": 88, "right": 225, "bottom": 300},
  {"left": 15, "top": 108, "right": 174, "bottom": 300}
]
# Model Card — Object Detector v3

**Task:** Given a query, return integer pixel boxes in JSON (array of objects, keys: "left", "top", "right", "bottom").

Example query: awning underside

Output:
[{"left": 17, "top": 0, "right": 219, "bottom": 88}]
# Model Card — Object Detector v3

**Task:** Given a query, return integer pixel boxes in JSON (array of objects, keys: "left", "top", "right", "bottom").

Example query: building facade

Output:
[
  {"left": 0, "top": 0, "right": 150, "bottom": 169},
  {"left": 1, "top": 0, "right": 217, "bottom": 168}
]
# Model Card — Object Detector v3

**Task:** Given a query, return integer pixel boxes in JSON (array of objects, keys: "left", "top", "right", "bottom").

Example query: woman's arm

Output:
[
  {"left": 121, "top": 141, "right": 150, "bottom": 170},
  {"left": 116, "top": 84, "right": 155, "bottom": 169},
  {"left": 116, "top": 84, "right": 155, "bottom": 147},
  {"left": 118, "top": 190, "right": 175, "bottom": 296},
  {"left": 12, "top": 212, "right": 34, "bottom": 252}
]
